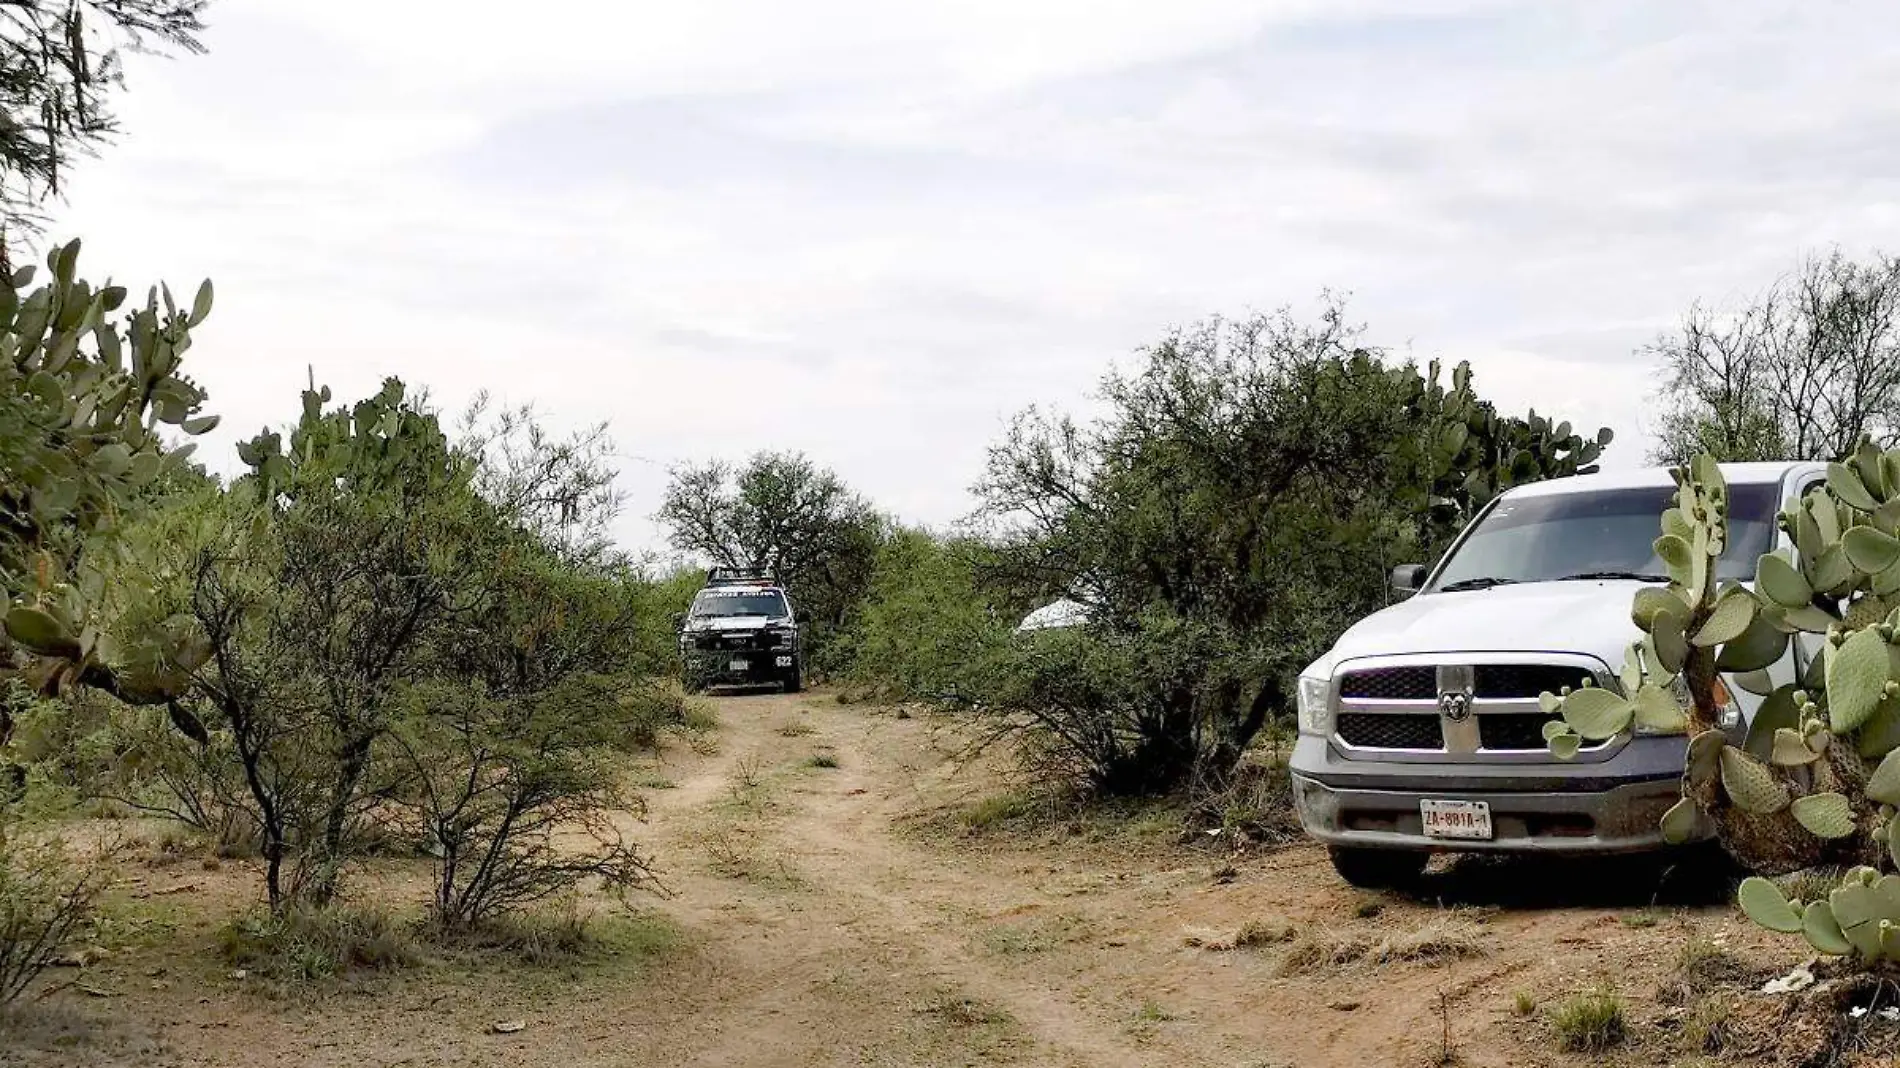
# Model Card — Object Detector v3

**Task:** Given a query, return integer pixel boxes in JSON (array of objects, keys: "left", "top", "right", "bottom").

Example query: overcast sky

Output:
[{"left": 48, "top": 0, "right": 1900, "bottom": 554}]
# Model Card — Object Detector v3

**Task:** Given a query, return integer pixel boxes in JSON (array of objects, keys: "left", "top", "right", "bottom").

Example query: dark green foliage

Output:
[
  {"left": 975, "top": 298, "right": 1610, "bottom": 793},
  {"left": 657, "top": 451, "right": 884, "bottom": 671},
  {"left": 634, "top": 565, "right": 704, "bottom": 668},
  {"left": 972, "top": 614, "right": 1270, "bottom": 795},
  {"left": 181, "top": 379, "right": 480, "bottom": 908},
  {"left": 837, "top": 528, "right": 1017, "bottom": 702}
]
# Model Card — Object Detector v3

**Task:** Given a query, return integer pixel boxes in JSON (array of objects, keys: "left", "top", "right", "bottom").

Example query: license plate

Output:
[
  {"left": 1420, "top": 799, "right": 1492, "bottom": 840},
  {"left": 775, "top": 656, "right": 793, "bottom": 668},
  {"left": 729, "top": 658, "right": 749, "bottom": 672}
]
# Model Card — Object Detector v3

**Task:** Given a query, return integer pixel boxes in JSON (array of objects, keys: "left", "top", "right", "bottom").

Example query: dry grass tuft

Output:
[
  {"left": 917, "top": 992, "right": 1013, "bottom": 1028},
  {"left": 1659, "top": 934, "right": 1753, "bottom": 1007},
  {"left": 1235, "top": 918, "right": 1296, "bottom": 948},
  {"left": 1187, "top": 918, "right": 1296, "bottom": 951},
  {"left": 1279, "top": 916, "right": 1484, "bottom": 974},
  {"left": 1684, "top": 995, "right": 1734, "bottom": 1054},
  {"left": 217, "top": 905, "right": 424, "bottom": 982},
  {"left": 1776, "top": 866, "right": 1847, "bottom": 907}
]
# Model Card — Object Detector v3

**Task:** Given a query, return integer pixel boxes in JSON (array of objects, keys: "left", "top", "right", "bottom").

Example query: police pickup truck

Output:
[{"left": 677, "top": 568, "right": 804, "bottom": 693}]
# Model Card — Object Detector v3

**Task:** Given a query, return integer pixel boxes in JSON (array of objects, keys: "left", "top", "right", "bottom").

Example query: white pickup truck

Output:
[{"left": 1290, "top": 462, "right": 1826, "bottom": 888}]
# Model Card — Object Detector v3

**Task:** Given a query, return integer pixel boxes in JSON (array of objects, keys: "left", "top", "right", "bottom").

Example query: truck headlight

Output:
[
  {"left": 1297, "top": 674, "right": 1333, "bottom": 737},
  {"left": 1711, "top": 675, "right": 1743, "bottom": 731}
]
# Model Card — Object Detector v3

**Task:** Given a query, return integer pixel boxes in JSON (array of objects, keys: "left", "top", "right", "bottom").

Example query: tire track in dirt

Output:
[{"left": 655, "top": 692, "right": 1236, "bottom": 1068}]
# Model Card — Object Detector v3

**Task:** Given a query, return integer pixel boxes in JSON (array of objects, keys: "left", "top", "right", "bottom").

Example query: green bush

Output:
[
  {"left": 837, "top": 528, "right": 1014, "bottom": 702},
  {"left": 960, "top": 612, "right": 1274, "bottom": 795},
  {"left": 386, "top": 675, "right": 661, "bottom": 932},
  {"left": 1551, "top": 985, "right": 1626, "bottom": 1052},
  {"left": 65, "top": 380, "right": 677, "bottom": 923}
]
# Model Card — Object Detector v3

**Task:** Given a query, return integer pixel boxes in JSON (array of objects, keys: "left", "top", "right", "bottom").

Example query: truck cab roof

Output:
[{"left": 1498, "top": 461, "right": 1824, "bottom": 500}]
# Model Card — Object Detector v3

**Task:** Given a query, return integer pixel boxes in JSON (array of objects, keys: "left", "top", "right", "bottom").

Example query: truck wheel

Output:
[
  {"left": 783, "top": 658, "right": 804, "bottom": 694},
  {"left": 1327, "top": 846, "right": 1427, "bottom": 889}
]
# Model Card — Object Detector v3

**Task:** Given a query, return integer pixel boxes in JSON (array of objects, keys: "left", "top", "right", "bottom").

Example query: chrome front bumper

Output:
[
  {"left": 1290, "top": 773, "right": 1702, "bottom": 854},
  {"left": 1288, "top": 734, "right": 1711, "bottom": 854}
]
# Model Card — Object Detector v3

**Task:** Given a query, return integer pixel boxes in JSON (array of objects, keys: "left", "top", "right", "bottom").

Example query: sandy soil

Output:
[{"left": 0, "top": 691, "right": 1863, "bottom": 1068}]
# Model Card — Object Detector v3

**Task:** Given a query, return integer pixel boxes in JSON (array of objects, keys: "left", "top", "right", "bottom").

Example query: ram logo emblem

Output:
[{"left": 1438, "top": 689, "right": 1474, "bottom": 722}]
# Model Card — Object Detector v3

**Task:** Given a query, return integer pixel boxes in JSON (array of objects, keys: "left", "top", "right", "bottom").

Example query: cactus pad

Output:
[
  {"left": 1738, "top": 877, "right": 1803, "bottom": 933},
  {"left": 1791, "top": 792, "right": 1856, "bottom": 839},
  {"left": 1829, "top": 627, "right": 1892, "bottom": 733},
  {"left": 1561, "top": 686, "right": 1635, "bottom": 740},
  {"left": 1803, "top": 898, "right": 1854, "bottom": 956},
  {"left": 1659, "top": 796, "right": 1700, "bottom": 845},
  {"left": 1720, "top": 746, "right": 1790, "bottom": 814}
]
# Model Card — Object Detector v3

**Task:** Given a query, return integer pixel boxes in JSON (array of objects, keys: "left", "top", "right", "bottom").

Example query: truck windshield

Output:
[
  {"left": 1429, "top": 481, "right": 1783, "bottom": 592},
  {"left": 691, "top": 591, "right": 789, "bottom": 618}
]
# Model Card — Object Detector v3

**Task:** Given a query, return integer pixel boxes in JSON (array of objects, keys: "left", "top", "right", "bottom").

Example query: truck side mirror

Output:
[
  {"left": 671, "top": 612, "right": 686, "bottom": 631},
  {"left": 1389, "top": 564, "right": 1427, "bottom": 594}
]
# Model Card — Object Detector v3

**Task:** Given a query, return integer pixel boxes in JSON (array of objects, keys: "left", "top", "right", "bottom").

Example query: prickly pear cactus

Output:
[
  {"left": 1544, "top": 446, "right": 1900, "bottom": 960},
  {"left": 1738, "top": 869, "right": 1900, "bottom": 963},
  {"left": 1396, "top": 359, "right": 1614, "bottom": 540},
  {"left": 0, "top": 239, "right": 219, "bottom": 720},
  {"left": 236, "top": 376, "right": 464, "bottom": 507}
]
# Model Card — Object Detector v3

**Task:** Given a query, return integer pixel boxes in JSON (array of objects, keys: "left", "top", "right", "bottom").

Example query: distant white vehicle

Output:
[{"left": 1016, "top": 598, "right": 1091, "bottom": 633}]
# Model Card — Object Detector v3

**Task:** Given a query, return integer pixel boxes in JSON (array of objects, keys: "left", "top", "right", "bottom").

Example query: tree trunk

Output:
[
  {"left": 308, "top": 728, "right": 375, "bottom": 906},
  {"left": 1696, "top": 741, "right": 1881, "bottom": 875}
]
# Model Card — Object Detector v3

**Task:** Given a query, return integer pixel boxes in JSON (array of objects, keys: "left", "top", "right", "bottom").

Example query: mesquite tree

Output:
[
  {"left": 976, "top": 300, "right": 1612, "bottom": 793},
  {"left": 0, "top": 1, "right": 208, "bottom": 250}
]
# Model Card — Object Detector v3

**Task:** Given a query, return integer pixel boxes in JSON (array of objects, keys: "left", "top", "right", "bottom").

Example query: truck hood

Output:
[
  {"left": 1326, "top": 581, "right": 1645, "bottom": 671},
  {"left": 686, "top": 615, "right": 785, "bottom": 633}
]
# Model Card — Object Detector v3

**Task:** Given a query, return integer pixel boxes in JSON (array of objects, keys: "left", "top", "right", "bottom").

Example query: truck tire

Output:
[
  {"left": 1327, "top": 846, "right": 1427, "bottom": 889},
  {"left": 783, "top": 657, "right": 804, "bottom": 694}
]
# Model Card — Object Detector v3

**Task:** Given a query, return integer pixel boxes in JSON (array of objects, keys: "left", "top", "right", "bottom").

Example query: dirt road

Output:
[{"left": 10, "top": 692, "right": 1805, "bottom": 1068}]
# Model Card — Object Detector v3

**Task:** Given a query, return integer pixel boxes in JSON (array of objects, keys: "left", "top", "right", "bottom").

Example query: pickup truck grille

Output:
[
  {"left": 1331, "top": 659, "right": 1614, "bottom": 756},
  {"left": 1477, "top": 713, "right": 1558, "bottom": 751},
  {"left": 1338, "top": 667, "right": 1437, "bottom": 700},
  {"left": 1337, "top": 713, "right": 1442, "bottom": 750},
  {"left": 694, "top": 630, "right": 776, "bottom": 651},
  {"left": 1473, "top": 664, "right": 1595, "bottom": 699}
]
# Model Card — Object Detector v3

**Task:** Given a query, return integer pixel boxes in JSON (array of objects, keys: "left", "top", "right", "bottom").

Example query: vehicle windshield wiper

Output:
[
  {"left": 1552, "top": 571, "right": 1670, "bottom": 583},
  {"left": 1436, "top": 577, "right": 1518, "bottom": 593}
]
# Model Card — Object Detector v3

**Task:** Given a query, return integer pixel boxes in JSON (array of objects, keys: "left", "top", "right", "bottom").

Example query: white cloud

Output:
[{"left": 44, "top": 0, "right": 1900, "bottom": 552}]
